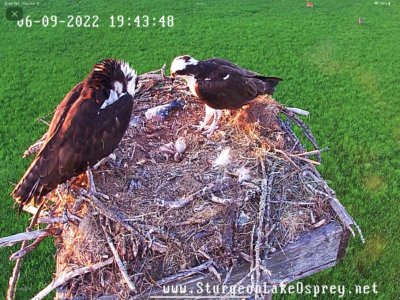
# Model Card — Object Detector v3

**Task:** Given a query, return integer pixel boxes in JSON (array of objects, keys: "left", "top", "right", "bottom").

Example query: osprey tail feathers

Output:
[
  {"left": 255, "top": 76, "right": 283, "bottom": 96},
  {"left": 11, "top": 157, "right": 48, "bottom": 212}
]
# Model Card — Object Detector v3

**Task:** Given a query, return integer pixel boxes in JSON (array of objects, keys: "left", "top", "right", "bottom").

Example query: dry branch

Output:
[
  {"left": 37, "top": 118, "right": 50, "bottom": 126},
  {"left": 300, "top": 169, "right": 364, "bottom": 242},
  {"left": 285, "top": 107, "right": 310, "bottom": 116},
  {"left": 101, "top": 223, "right": 137, "bottom": 292},
  {"left": 0, "top": 227, "right": 60, "bottom": 248},
  {"left": 38, "top": 214, "right": 82, "bottom": 225},
  {"left": 210, "top": 193, "right": 232, "bottom": 205},
  {"left": 7, "top": 203, "right": 45, "bottom": 300},
  {"left": 276, "top": 103, "right": 321, "bottom": 162},
  {"left": 31, "top": 257, "right": 114, "bottom": 300},
  {"left": 254, "top": 160, "right": 276, "bottom": 297},
  {"left": 156, "top": 184, "right": 212, "bottom": 209},
  {"left": 79, "top": 190, "right": 146, "bottom": 245},
  {"left": 9, "top": 225, "right": 51, "bottom": 261}
]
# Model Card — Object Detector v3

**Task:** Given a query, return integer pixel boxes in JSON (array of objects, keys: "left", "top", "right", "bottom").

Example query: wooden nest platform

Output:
[{"left": 2, "top": 66, "right": 364, "bottom": 300}]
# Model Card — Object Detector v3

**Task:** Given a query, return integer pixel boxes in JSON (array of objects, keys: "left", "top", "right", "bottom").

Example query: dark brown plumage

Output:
[
  {"left": 11, "top": 59, "right": 138, "bottom": 211},
  {"left": 170, "top": 55, "right": 282, "bottom": 136}
]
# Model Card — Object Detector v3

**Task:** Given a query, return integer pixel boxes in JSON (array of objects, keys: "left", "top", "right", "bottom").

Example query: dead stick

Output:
[
  {"left": 255, "top": 159, "right": 267, "bottom": 292},
  {"left": 223, "top": 265, "right": 234, "bottom": 285},
  {"left": 9, "top": 225, "right": 51, "bottom": 261},
  {"left": 224, "top": 267, "right": 256, "bottom": 297},
  {"left": 0, "top": 227, "right": 59, "bottom": 248},
  {"left": 9, "top": 236, "right": 46, "bottom": 261},
  {"left": 38, "top": 214, "right": 82, "bottom": 225},
  {"left": 255, "top": 160, "right": 276, "bottom": 296},
  {"left": 138, "top": 74, "right": 171, "bottom": 80},
  {"left": 7, "top": 202, "right": 45, "bottom": 300},
  {"left": 275, "top": 149, "right": 301, "bottom": 171},
  {"left": 209, "top": 193, "right": 232, "bottom": 205},
  {"left": 80, "top": 191, "right": 147, "bottom": 245},
  {"left": 30, "top": 257, "right": 114, "bottom": 300},
  {"left": 285, "top": 107, "right": 309, "bottom": 116},
  {"left": 288, "top": 154, "right": 321, "bottom": 165},
  {"left": 250, "top": 223, "right": 256, "bottom": 289},
  {"left": 37, "top": 110, "right": 55, "bottom": 121},
  {"left": 239, "top": 252, "right": 252, "bottom": 263},
  {"left": 36, "top": 118, "right": 50, "bottom": 126},
  {"left": 291, "top": 148, "right": 330, "bottom": 157},
  {"left": 281, "top": 107, "right": 321, "bottom": 162},
  {"left": 274, "top": 100, "right": 321, "bottom": 162},
  {"left": 156, "top": 184, "right": 213, "bottom": 209},
  {"left": 101, "top": 225, "right": 137, "bottom": 292}
]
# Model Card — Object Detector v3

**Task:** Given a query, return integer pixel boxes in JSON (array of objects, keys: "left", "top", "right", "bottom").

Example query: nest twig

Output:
[
  {"left": 6, "top": 202, "right": 45, "bottom": 300},
  {"left": 100, "top": 216, "right": 137, "bottom": 292},
  {"left": 31, "top": 257, "right": 114, "bottom": 300}
]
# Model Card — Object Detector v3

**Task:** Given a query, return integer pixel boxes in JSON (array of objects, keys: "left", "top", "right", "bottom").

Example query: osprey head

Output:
[
  {"left": 91, "top": 59, "right": 138, "bottom": 97},
  {"left": 170, "top": 55, "right": 199, "bottom": 78},
  {"left": 119, "top": 61, "right": 138, "bottom": 96}
]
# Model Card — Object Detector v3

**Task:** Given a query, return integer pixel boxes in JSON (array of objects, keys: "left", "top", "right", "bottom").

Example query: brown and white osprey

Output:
[
  {"left": 170, "top": 55, "right": 282, "bottom": 136},
  {"left": 11, "top": 59, "right": 138, "bottom": 211}
]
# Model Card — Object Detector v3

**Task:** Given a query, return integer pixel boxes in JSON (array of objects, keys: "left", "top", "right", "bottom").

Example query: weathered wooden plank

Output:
[
  {"left": 337, "top": 228, "right": 352, "bottom": 261},
  {"left": 135, "top": 221, "right": 346, "bottom": 299},
  {"left": 54, "top": 254, "right": 67, "bottom": 300},
  {"left": 262, "top": 221, "right": 342, "bottom": 279}
]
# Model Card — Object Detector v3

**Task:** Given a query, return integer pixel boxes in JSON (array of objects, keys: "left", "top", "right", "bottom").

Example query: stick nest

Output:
[{"left": 24, "top": 71, "right": 351, "bottom": 299}]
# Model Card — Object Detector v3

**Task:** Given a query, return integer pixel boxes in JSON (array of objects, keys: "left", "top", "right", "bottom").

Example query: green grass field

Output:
[{"left": 1, "top": 0, "right": 399, "bottom": 299}]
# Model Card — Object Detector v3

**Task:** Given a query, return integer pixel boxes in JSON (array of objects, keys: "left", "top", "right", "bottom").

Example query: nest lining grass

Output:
[{"left": 48, "top": 74, "right": 340, "bottom": 299}]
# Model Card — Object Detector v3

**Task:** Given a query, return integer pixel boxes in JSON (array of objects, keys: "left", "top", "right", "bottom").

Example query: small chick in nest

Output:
[{"left": 159, "top": 137, "right": 187, "bottom": 161}]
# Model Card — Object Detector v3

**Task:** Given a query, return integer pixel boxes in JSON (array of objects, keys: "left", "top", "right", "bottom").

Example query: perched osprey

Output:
[
  {"left": 11, "top": 59, "right": 138, "bottom": 211},
  {"left": 170, "top": 55, "right": 282, "bottom": 136}
]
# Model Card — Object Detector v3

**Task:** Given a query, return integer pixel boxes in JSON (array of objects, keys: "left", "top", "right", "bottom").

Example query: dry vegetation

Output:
[{"left": 4, "top": 68, "right": 360, "bottom": 300}]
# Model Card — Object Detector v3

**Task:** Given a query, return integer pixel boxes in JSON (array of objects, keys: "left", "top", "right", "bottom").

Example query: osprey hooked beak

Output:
[
  {"left": 170, "top": 72, "right": 177, "bottom": 83},
  {"left": 169, "top": 55, "right": 199, "bottom": 83}
]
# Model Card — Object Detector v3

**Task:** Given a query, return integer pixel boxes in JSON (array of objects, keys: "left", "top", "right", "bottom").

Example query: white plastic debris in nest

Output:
[
  {"left": 129, "top": 115, "right": 142, "bottom": 128},
  {"left": 144, "top": 98, "right": 184, "bottom": 122},
  {"left": 214, "top": 148, "right": 231, "bottom": 167},
  {"left": 237, "top": 166, "right": 251, "bottom": 183}
]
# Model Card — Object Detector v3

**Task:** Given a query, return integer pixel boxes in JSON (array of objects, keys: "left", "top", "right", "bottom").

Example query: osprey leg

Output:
[
  {"left": 193, "top": 104, "right": 214, "bottom": 132},
  {"left": 202, "top": 109, "right": 222, "bottom": 137}
]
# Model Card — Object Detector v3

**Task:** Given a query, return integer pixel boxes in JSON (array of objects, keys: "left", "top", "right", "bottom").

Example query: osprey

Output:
[
  {"left": 11, "top": 59, "right": 138, "bottom": 211},
  {"left": 170, "top": 55, "right": 282, "bottom": 136}
]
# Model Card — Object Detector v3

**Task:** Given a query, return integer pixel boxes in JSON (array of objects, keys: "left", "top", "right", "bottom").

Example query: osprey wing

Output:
[
  {"left": 196, "top": 65, "right": 260, "bottom": 110},
  {"left": 11, "top": 86, "right": 133, "bottom": 209},
  {"left": 205, "top": 58, "right": 260, "bottom": 77}
]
